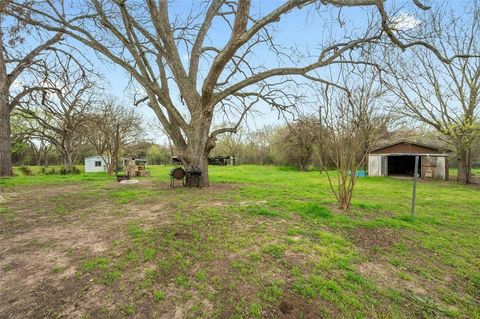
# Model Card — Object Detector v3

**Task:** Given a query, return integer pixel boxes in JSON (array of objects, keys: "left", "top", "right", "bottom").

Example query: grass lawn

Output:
[
  {"left": 449, "top": 168, "right": 480, "bottom": 181},
  {"left": 0, "top": 165, "right": 479, "bottom": 318}
]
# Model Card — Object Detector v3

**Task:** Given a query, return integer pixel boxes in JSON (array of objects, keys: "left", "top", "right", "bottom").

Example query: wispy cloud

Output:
[{"left": 390, "top": 13, "right": 421, "bottom": 31}]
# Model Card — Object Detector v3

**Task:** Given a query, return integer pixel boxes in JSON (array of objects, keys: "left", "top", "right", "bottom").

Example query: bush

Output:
[
  {"left": 19, "top": 166, "right": 34, "bottom": 176},
  {"left": 45, "top": 168, "right": 57, "bottom": 175},
  {"left": 59, "top": 166, "right": 81, "bottom": 175}
]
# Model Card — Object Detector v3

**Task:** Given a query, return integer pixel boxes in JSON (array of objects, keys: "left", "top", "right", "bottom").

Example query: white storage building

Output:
[{"left": 84, "top": 156, "right": 108, "bottom": 173}]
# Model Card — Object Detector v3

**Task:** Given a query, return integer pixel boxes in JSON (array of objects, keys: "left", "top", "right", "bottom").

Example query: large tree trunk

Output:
[
  {"left": 456, "top": 147, "right": 470, "bottom": 184},
  {"left": 62, "top": 134, "right": 78, "bottom": 172},
  {"left": 0, "top": 91, "right": 12, "bottom": 176},
  {"left": 62, "top": 151, "right": 74, "bottom": 171},
  {"left": 183, "top": 152, "right": 209, "bottom": 187},
  {"left": 60, "top": 142, "right": 75, "bottom": 172},
  {"left": 0, "top": 17, "right": 12, "bottom": 177},
  {"left": 106, "top": 158, "right": 115, "bottom": 175},
  {"left": 36, "top": 153, "right": 43, "bottom": 166},
  {"left": 180, "top": 117, "right": 212, "bottom": 187}
]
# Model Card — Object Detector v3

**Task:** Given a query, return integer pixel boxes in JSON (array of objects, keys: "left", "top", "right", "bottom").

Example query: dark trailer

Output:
[
  {"left": 368, "top": 141, "right": 449, "bottom": 180},
  {"left": 208, "top": 156, "right": 234, "bottom": 166}
]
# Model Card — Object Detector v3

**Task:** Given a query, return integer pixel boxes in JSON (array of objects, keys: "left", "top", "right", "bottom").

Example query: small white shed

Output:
[{"left": 84, "top": 156, "right": 108, "bottom": 173}]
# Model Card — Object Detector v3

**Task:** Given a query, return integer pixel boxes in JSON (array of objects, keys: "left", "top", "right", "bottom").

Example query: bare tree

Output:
[
  {"left": 29, "top": 138, "right": 53, "bottom": 166},
  {"left": 276, "top": 117, "right": 319, "bottom": 171},
  {"left": 146, "top": 143, "right": 171, "bottom": 165},
  {"left": 7, "top": 0, "right": 442, "bottom": 186},
  {"left": 246, "top": 126, "right": 276, "bottom": 165},
  {"left": 149, "top": 121, "right": 176, "bottom": 159},
  {"left": 211, "top": 126, "right": 244, "bottom": 164},
  {"left": 0, "top": 2, "right": 62, "bottom": 175},
  {"left": 318, "top": 70, "right": 389, "bottom": 210},
  {"left": 19, "top": 56, "right": 96, "bottom": 171},
  {"left": 12, "top": 112, "right": 54, "bottom": 166},
  {"left": 385, "top": 5, "right": 480, "bottom": 183},
  {"left": 85, "top": 99, "right": 144, "bottom": 175}
]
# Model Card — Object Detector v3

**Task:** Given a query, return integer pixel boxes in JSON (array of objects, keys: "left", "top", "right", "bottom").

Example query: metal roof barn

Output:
[{"left": 368, "top": 141, "right": 449, "bottom": 180}]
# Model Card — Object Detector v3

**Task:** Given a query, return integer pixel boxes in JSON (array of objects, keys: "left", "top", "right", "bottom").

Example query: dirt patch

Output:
[
  {"left": 0, "top": 218, "right": 117, "bottom": 319},
  {"left": 275, "top": 294, "right": 331, "bottom": 318},
  {"left": 173, "top": 230, "right": 192, "bottom": 240},
  {"left": 0, "top": 181, "right": 177, "bottom": 319},
  {"left": 284, "top": 250, "right": 315, "bottom": 269},
  {"left": 0, "top": 244, "right": 91, "bottom": 318},
  {"left": 126, "top": 203, "right": 172, "bottom": 222},
  {"left": 348, "top": 227, "right": 400, "bottom": 251},
  {"left": 0, "top": 179, "right": 246, "bottom": 318},
  {"left": 358, "top": 262, "right": 428, "bottom": 296},
  {"left": 239, "top": 200, "right": 268, "bottom": 206}
]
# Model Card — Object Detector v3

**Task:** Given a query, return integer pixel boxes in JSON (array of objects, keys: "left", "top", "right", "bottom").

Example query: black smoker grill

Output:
[
  {"left": 170, "top": 167, "right": 186, "bottom": 188},
  {"left": 116, "top": 167, "right": 130, "bottom": 182},
  {"left": 186, "top": 167, "right": 202, "bottom": 188},
  {"left": 169, "top": 166, "right": 202, "bottom": 188}
]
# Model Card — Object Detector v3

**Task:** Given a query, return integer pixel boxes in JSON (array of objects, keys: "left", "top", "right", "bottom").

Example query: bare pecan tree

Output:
[
  {"left": 8, "top": 0, "right": 450, "bottom": 185},
  {"left": 0, "top": 2, "right": 62, "bottom": 175},
  {"left": 384, "top": 4, "right": 480, "bottom": 184},
  {"left": 19, "top": 56, "right": 97, "bottom": 171}
]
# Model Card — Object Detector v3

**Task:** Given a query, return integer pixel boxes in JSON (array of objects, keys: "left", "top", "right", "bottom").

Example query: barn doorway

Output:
[{"left": 387, "top": 155, "right": 421, "bottom": 177}]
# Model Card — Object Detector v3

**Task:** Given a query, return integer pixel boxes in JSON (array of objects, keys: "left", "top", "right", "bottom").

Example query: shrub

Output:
[
  {"left": 59, "top": 166, "right": 81, "bottom": 175},
  {"left": 19, "top": 166, "right": 34, "bottom": 176}
]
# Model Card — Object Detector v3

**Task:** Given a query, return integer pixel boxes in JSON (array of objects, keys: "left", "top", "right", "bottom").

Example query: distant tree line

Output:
[{"left": 211, "top": 122, "right": 478, "bottom": 171}]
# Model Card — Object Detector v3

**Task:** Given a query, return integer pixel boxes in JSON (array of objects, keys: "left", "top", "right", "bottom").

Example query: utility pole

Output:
[
  {"left": 114, "top": 123, "right": 120, "bottom": 173},
  {"left": 410, "top": 155, "right": 419, "bottom": 220}
]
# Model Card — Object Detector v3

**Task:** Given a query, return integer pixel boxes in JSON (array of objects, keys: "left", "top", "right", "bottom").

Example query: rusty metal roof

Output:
[{"left": 371, "top": 140, "right": 450, "bottom": 153}]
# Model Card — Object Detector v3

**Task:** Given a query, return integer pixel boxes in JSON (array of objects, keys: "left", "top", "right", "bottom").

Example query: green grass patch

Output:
[
  {"left": 52, "top": 266, "right": 66, "bottom": 274},
  {"left": 102, "top": 271, "right": 121, "bottom": 285},
  {"left": 153, "top": 290, "right": 166, "bottom": 301},
  {"left": 297, "top": 203, "right": 332, "bottom": 219},
  {"left": 81, "top": 257, "right": 110, "bottom": 272},
  {"left": 244, "top": 205, "right": 279, "bottom": 217},
  {"left": 262, "top": 244, "right": 285, "bottom": 259},
  {"left": 143, "top": 247, "right": 156, "bottom": 262}
]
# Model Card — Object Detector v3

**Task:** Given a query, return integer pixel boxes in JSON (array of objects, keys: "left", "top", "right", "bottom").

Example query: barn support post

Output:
[{"left": 410, "top": 155, "right": 419, "bottom": 220}]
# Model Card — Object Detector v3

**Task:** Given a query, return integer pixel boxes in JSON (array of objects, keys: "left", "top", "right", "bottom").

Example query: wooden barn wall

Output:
[{"left": 421, "top": 156, "right": 447, "bottom": 180}]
